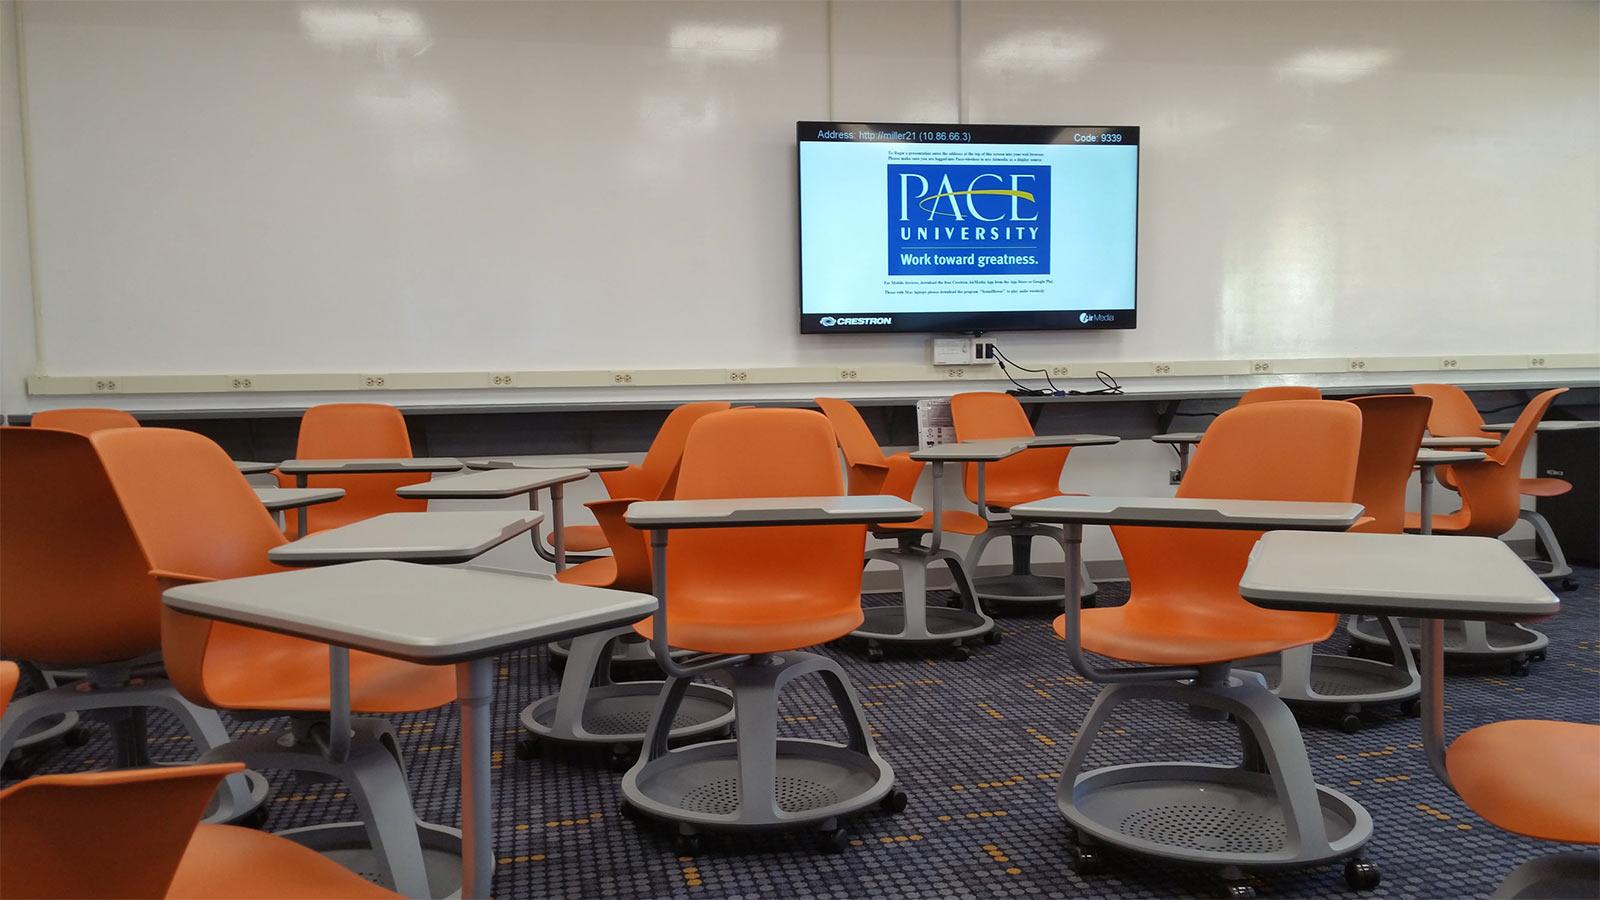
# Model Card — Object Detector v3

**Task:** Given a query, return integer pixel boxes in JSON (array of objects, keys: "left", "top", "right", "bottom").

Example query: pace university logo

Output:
[{"left": 888, "top": 164, "right": 1050, "bottom": 276}]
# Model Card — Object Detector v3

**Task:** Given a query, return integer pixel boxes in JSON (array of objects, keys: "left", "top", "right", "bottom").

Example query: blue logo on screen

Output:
[{"left": 888, "top": 164, "right": 1050, "bottom": 276}]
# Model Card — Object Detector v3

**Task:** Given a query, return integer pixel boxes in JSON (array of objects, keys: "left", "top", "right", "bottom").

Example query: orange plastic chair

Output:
[
  {"left": 949, "top": 391, "right": 1094, "bottom": 607},
  {"left": 1406, "top": 387, "right": 1568, "bottom": 538},
  {"left": 1046, "top": 401, "right": 1372, "bottom": 890},
  {"left": 0, "top": 428, "right": 260, "bottom": 817},
  {"left": 621, "top": 409, "right": 902, "bottom": 848},
  {"left": 91, "top": 427, "right": 457, "bottom": 896},
  {"left": 1238, "top": 385, "right": 1322, "bottom": 405},
  {"left": 1240, "top": 395, "right": 1430, "bottom": 729},
  {"left": 816, "top": 397, "right": 993, "bottom": 659},
  {"left": 553, "top": 401, "right": 731, "bottom": 554},
  {"left": 1414, "top": 383, "right": 1573, "bottom": 578},
  {"left": 29, "top": 407, "right": 140, "bottom": 434},
  {"left": 277, "top": 403, "right": 425, "bottom": 535},
  {"left": 1063, "top": 400, "right": 1358, "bottom": 664}
]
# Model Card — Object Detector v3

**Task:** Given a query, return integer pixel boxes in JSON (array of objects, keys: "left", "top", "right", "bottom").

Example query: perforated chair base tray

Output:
[
  {"left": 520, "top": 682, "right": 735, "bottom": 748},
  {"left": 851, "top": 605, "right": 993, "bottom": 645},
  {"left": 1523, "top": 557, "right": 1575, "bottom": 582},
  {"left": 974, "top": 572, "right": 1098, "bottom": 606},
  {"left": 1238, "top": 654, "right": 1419, "bottom": 709},
  {"left": 277, "top": 819, "right": 462, "bottom": 899},
  {"left": 624, "top": 737, "right": 892, "bottom": 832},
  {"left": 1064, "top": 762, "right": 1370, "bottom": 870},
  {"left": 1347, "top": 616, "right": 1547, "bottom": 660}
]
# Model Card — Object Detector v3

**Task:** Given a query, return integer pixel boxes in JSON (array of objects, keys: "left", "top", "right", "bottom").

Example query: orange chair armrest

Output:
[{"left": 599, "top": 465, "right": 649, "bottom": 498}]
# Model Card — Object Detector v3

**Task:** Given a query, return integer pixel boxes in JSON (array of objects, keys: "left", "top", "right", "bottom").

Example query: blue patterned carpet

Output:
[{"left": 6, "top": 567, "right": 1597, "bottom": 899}]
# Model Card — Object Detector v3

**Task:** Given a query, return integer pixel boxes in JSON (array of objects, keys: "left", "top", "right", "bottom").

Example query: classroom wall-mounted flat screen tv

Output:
[{"left": 798, "top": 121, "right": 1138, "bottom": 334}]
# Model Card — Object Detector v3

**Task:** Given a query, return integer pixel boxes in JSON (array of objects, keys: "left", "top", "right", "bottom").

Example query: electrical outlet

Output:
[
  {"left": 1347, "top": 359, "right": 1369, "bottom": 372},
  {"left": 727, "top": 369, "right": 750, "bottom": 383},
  {"left": 1529, "top": 356, "right": 1547, "bottom": 368},
  {"left": 1151, "top": 362, "right": 1173, "bottom": 376},
  {"left": 608, "top": 371, "right": 636, "bottom": 385},
  {"left": 1250, "top": 361, "right": 1272, "bottom": 374},
  {"left": 945, "top": 367, "right": 967, "bottom": 379},
  {"left": 1440, "top": 358, "right": 1459, "bottom": 370},
  {"left": 1050, "top": 365, "right": 1071, "bottom": 378},
  {"left": 360, "top": 374, "right": 388, "bottom": 389},
  {"left": 93, "top": 379, "right": 118, "bottom": 393},
  {"left": 972, "top": 339, "right": 998, "bottom": 363},
  {"left": 838, "top": 368, "right": 859, "bottom": 381},
  {"left": 487, "top": 373, "right": 515, "bottom": 387},
  {"left": 228, "top": 376, "right": 255, "bottom": 390}
]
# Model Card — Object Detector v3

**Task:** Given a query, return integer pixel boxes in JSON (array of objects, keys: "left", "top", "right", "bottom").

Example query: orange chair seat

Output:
[
  {"left": 1403, "top": 510, "right": 1473, "bottom": 535},
  {"left": 1446, "top": 720, "right": 1600, "bottom": 845},
  {"left": 875, "top": 509, "right": 989, "bottom": 536},
  {"left": 1519, "top": 477, "right": 1571, "bottom": 498},
  {"left": 986, "top": 489, "right": 1087, "bottom": 511},
  {"left": 200, "top": 623, "right": 456, "bottom": 713},
  {"left": 167, "top": 824, "right": 398, "bottom": 898},
  {"left": 555, "top": 557, "right": 618, "bottom": 588},
  {"left": 634, "top": 601, "right": 863, "bottom": 655},
  {"left": 1056, "top": 603, "right": 1335, "bottom": 666},
  {"left": 546, "top": 524, "right": 609, "bottom": 553}
]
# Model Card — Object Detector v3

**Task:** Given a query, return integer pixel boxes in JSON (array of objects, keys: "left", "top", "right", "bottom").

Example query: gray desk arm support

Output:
[
  {"left": 646, "top": 529, "right": 751, "bottom": 678},
  {"left": 1054, "top": 523, "right": 1204, "bottom": 686},
  {"left": 1418, "top": 619, "right": 1452, "bottom": 792},
  {"left": 320, "top": 647, "right": 353, "bottom": 764}
]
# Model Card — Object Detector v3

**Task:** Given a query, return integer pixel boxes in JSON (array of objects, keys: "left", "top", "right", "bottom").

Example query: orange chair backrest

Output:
[
  {"left": 666, "top": 409, "right": 866, "bottom": 628},
  {"left": 0, "top": 427, "right": 165, "bottom": 665},
  {"left": 1412, "top": 383, "right": 1491, "bottom": 439},
  {"left": 1113, "top": 400, "right": 1361, "bottom": 634},
  {"left": 280, "top": 403, "right": 424, "bottom": 533},
  {"left": 1345, "top": 395, "right": 1431, "bottom": 534},
  {"left": 815, "top": 397, "right": 892, "bottom": 495},
  {"left": 91, "top": 428, "right": 291, "bottom": 708},
  {"left": 1238, "top": 385, "right": 1322, "bottom": 405},
  {"left": 1446, "top": 387, "right": 1568, "bottom": 536},
  {"left": 0, "top": 761, "right": 242, "bottom": 899},
  {"left": 949, "top": 391, "right": 1069, "bottom": 504},
  {"left": 625, "top": 401, "right": 732, "bottom": 501},
  {"left": 30, "top": 407, "right": 140, "bottom": 435}
]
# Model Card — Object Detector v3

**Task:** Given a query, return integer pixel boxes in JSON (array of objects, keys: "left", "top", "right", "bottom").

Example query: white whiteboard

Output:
[{"left": 18, "top": 0, "right": 1599, "bottom": 382}]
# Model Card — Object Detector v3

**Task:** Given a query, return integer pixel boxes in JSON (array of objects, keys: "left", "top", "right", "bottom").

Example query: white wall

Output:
[
  {"left": 8, "top": 0, "right": 1597, "bottom": 410},
  {"left": 0, "top": 1, "right": 36, "bottom": 419}
]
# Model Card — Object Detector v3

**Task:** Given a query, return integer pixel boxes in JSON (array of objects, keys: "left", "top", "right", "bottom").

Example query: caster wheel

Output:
[
  {"left": 1400, "top": 698, "right": 1421, "bottom": 718},
  {"left": 620, "top": 801, "right": 642, "bottom": 821},
  {"left": 63, "top": 726, "right": 91, "bottom": 748},
  {"left": 1339, "top": 713, "right": 1363, "bottom": 734},
  {"left": 1222, "top": 883, "right": 1256, "bottom": 899},
  {"left": 608, "top": 744, "right": 636, "bottom": 772},
  {"left": 1, "top": 753, "right": 40, "bottom": 780},
  {"left": 817, "top": 827, "right": 849, "bottom": 854},
  {"left": 1530, "top": 649, "right": 1547, "bottom": 662},
  {"left": 983, "top": 629, "right": 1002, "bottom": 645},
  {"left": 866, "top": 645, "right": 886, "bottom": 663},
  {"left": 950, "top": 645, "right": 972, "bottom": 661},
  {"left": 237, "top": 802, "right": 271, "bottom": 830},
  {"left": 514, "top": 737, "right": 540, "bottom": 760},
  {"left": 1560, "top": 578, "right": 1578, "bottom": 592},
  {"left": 879, "top": 789, "right": 908, "bottom": 814},
  {"left": 673, "top": 831, "right": 702, "bottom": 855},
  {"left": 1067, "top": 843, "right": 1103, "bottom": 875},
  {"left": 1344, "top": 858, "right": 1382, "bottom": 891},
  {"left": 1512, "top": 661, "right": 1531, "bottom": 677}
]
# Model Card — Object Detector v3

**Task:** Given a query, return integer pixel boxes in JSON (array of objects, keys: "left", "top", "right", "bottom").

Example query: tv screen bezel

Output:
[{"left": 796, "top": 120, "right": 1140, "bottom": 335}]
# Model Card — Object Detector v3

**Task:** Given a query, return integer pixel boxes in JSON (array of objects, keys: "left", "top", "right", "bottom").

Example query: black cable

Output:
[
  {"left": 994, "top": 355, "right": 1046, "bottom": 395},
  {"left": 992, "top": 345, "right": 1060, "bottom": 393}
]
